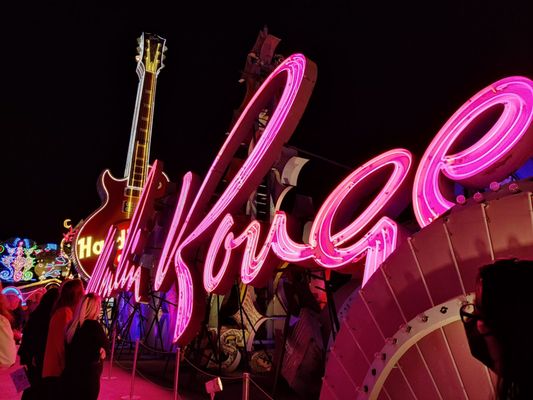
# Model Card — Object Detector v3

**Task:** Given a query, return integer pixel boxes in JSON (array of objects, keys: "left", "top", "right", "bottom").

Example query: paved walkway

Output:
[{"left": 0, "top": 358, "right": 189, "bottom": 400}]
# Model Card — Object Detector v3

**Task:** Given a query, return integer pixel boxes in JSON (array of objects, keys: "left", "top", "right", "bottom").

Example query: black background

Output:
[{"left": 2, "top": 1, "right": 533, "bottom": 243}]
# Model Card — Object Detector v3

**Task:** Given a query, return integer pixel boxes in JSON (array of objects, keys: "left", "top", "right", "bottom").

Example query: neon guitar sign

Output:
[
  {"left": 86, "top": 53, "right": 533, "bottom": 346},
  {"left": 73, "top": 32, "right": 167, "bottom": 279}
]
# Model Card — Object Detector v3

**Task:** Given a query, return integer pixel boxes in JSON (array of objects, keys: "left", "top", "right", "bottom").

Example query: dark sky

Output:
[{"left": 2, "top": 2, "right": 533, "bottom": 244}]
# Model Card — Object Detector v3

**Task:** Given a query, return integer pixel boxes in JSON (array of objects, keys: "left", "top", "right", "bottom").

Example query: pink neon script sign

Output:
[
  {"left": 221, "top": 149, "right": 412, "bottom": 288},
  {"left": 308, "top": 149, "right": 412, "bottom": 284},
  {"left": 155, "top": 53, "right": 317, "bottom": 344},
  {"left": 89, "top": 53, "right": 533, "bottom": 348},
  {"left": 413, "top": 76, "right": 533, "bottom": 227}
]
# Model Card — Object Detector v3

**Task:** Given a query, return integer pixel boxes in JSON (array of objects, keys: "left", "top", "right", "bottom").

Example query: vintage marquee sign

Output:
[{"left": 86, "top": 53, "right": 533, "bottom": 346}]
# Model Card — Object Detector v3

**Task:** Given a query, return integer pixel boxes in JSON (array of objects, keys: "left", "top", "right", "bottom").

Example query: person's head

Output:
[
  {"left": 65, "top": 293, "right": 102, "bottom": 344},
  {"left": 32, "top": 287, "right": 59, "bottom": 318},
  {"left": 463, "top": 258, "right": 533, "bottom": 399},
  {"left": 53, "top": 278, "right": 84, "bottom": 313},
  {"left": 26, "top": 288, "right": 46, "bottom": 313},
  {"left": 0, "top": 293, "right": 13, "bottom": 323},
  {"left": 4, "top": 293, "right": 21, "bottom": 311}
]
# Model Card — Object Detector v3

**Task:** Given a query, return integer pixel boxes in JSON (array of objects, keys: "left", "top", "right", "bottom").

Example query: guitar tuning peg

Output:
[
  {"left": 163, "top": 45, "right": 168, "bottom": 52},
  {"left": 136, "top": 46, "right": 142, "bottom": 54},
  {"left": 137, "top": 36, "right": 142, "bottom": 44},
  {"left": 135, "top": 55, "right": 141, "bottom": 62},
  {"left": 162, "top": 54, "right": 166, "bottom": 60}
]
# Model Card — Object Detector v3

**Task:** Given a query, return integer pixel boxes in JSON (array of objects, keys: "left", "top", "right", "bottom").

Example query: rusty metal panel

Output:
[
  {"left": 381, "top": 241, "right": 432, "bottom": 323},
  {"left": 319, "top": 380, "right": 339, "bottom": 400},
  {"left": 485, "top": 192, "right": 533, "bottom": 260},
  {"left": 410, "top": 220, "right": 464, "bottom": 305},
  {"left": 344, "top": 298, "right": 385, "bottom": 362},
  {"left": 361, "top": 268, "right": 405, "bottom": 340},
  {"left": 442, "top": 321, "right": 494, "bottom": 399},
  {"left": 322, "top": 350, "right": 359, "bottom": 400},
  {"left": 416, "top": 328, "right": 467, "bottom": 399},
  {"left": 397, "top": 344, "right": 442, "bottom": 400},
  {"left": 444, "top": 204, "right": 493, "bottom": 293},
  {"left": 329, "top": 321, "right": 370, "bottom": 386},
  {"left": 382, "top": 365, "right": 417, "bottom": 400}
]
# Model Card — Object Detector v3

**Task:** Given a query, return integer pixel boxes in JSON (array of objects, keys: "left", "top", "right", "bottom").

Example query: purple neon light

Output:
[{"left": 413, "top": 76, "right": 533, "bottom": 227}]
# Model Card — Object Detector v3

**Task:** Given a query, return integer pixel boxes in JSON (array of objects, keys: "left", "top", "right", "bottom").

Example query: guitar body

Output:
[{"left": 73, "top": 170, "right": 130, "bottom": 279}]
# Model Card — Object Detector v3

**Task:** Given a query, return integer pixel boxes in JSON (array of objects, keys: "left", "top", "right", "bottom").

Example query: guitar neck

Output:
[
  {"left": 122, "top": 32, "right": 166, "bottom": 216},
  {"left": 124, "top": 70, "right": 158, "bottom": 192}
]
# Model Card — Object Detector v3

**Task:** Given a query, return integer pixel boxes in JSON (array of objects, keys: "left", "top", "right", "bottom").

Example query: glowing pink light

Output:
[
  {"left": 85, "top": 68, "right": 533, "bottom": 349},
  {"left": 113, "top": 160, "right": 164, "bottom": 302},
  {"left": 154, "top": 172, "right": 197, "bottom": 292},
  {"left": 233, "top": 213, "right": 314, "bottom": 287},
  {"left": 87, "top": 161, "right": 165, "bottom": 302},
  {"left": 209, "top": 149, "right": 412, "bottom": 289},
  {"left": 309, "top": 149, "right": 412, "bottom": 285},
  {"left": 168, "top": 54, "right": 316, "bottom": 344},
  {"left": 203, "top": 214, "right": 237, "bottom": 294},
  {"left": 86, "top": 225, "right": 117, "bottom": 297},
  {"left": 413, "top": 76, "right": 533, "bottom": 227}
]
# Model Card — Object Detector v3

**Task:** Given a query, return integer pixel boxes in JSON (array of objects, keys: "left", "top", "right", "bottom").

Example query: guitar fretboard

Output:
[
  {"left": 128, "top": 73, "right": 156, "bottom": 190},
  {"left": 122, "top": 33, "right": 166, "bottom": 218}
]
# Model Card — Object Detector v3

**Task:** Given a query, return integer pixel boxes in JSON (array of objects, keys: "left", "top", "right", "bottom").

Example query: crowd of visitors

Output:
[
  {"left": 1, "top": 258, "right": 532, "bottom": 400},
  {"left": 0, "top": 279, "right": 108, "bottom": 400}
]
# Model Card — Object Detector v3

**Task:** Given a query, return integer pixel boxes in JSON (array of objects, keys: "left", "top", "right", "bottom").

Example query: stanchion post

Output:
[
  {"left": 103, "top": 324, "right": 117, "bottom": 380},
  {"left": 121, "top": 338, "right": 140, "bottom": 400},
  {"left": 173, "top": 347, "right": 181, "bottom": 400},
  {"left": 242, "top": 372, "right": 250, "bottom": 400},
  {"left": 130, "top": 339, "right": 140, "bottom": 398}
]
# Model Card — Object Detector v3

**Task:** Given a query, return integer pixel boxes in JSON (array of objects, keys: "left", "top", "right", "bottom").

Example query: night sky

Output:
[{"left": 2, "top": 2, "right": 533, "bottom": 244}]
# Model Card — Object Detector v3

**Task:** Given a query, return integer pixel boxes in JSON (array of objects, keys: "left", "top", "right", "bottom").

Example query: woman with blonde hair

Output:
[{"left": 61, "top": 292, "right": 108, "bottom": 400}]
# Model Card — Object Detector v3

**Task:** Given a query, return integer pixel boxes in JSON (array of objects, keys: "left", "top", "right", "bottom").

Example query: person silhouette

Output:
[
  {"left": 461, "top": 258, "right": 533, "bottom": 399},
  {"left": 41, "top": 278, "right": 84, "bottom": 399},
  {"left": 62, "top": 293, "right": 108, "bottom": 400},
  {"left": 18, "top": 286, "right": 60, "bottom": 399}
]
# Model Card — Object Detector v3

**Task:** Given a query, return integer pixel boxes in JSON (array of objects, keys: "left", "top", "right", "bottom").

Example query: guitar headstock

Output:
[{"left": 135, "top": 32, "right": 167, "bottom": 74}]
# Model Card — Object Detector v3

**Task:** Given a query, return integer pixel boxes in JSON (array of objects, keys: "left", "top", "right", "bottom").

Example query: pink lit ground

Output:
[{"left": 0, "top": 358, "right": 197, "bottom": 400}]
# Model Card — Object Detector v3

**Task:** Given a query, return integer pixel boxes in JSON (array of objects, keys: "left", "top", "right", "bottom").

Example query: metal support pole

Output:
[
  {"left": 103, "top": 324, "right": 117, "bottom": 380},
  {"left": 173, "top": 347, "right": 181, "bottom": 400},
  {"left": 272, "top": 315, "right": 290, "bottom": 398},
  {"left": 242, "top": 372, "right": 250, "bottom": 400},
  {"left": 121, "top": 338, "right": 140, "bottom": 399}
]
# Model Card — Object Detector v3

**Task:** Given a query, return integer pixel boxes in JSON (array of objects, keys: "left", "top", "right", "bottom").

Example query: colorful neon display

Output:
[
  {"left": 413, "top": 76, "right": 533, "bottom": 227},
  {"left": 88, "top": 52, "right": 533, "bottom": 346},
  {"left": 0, "top": 239, "right": 36, "bottom": 282},
  {"left": 1, "top": 286, "right": 25, "bottom": 305}
]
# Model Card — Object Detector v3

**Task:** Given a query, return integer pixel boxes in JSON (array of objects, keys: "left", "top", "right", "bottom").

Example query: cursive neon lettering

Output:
[
  {"left": 413, "top": 76, "right": 533, "bottom": 227},
  {"left": 87, "top": 55, "right": 533, "bottom": 347}
]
